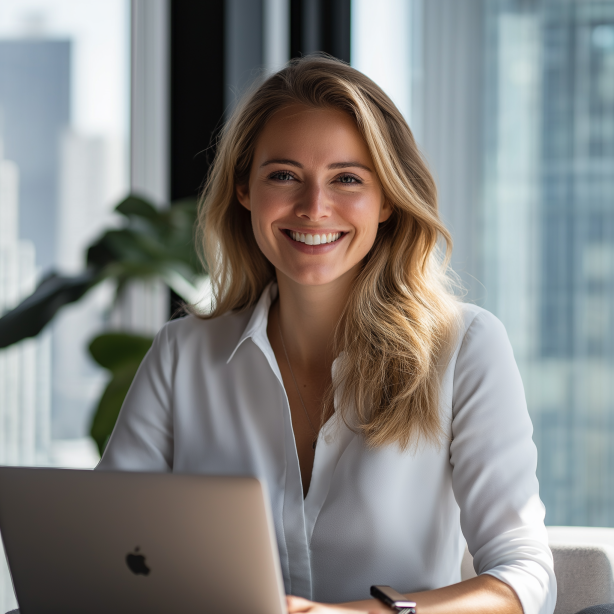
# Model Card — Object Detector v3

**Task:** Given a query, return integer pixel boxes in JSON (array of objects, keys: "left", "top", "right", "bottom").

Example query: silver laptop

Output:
[{"left": 0, "top": 467, "right": 287, "bottom": 614}]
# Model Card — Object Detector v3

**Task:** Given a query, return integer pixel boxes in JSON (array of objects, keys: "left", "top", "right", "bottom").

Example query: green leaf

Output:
[
  {"left": 90, "top": 362, "right": 142, "bottom": 455},
  {"left": 88, "top": 333, "right": 153, "bottom": 372},
  {"left": 0, "top": 193, "right": 205, "bottom": 350},
  {"left": 0, "top": 270, "right": 99, "bottom": 349},
  {"left": 87, "top": 195, "right": 205, "bottom": 288},
  {"left": 115, "top": 194, "right": 160, "bottom": 222},
  {"left": 88, "top": 332, "right": 153, "bottom": 455}
]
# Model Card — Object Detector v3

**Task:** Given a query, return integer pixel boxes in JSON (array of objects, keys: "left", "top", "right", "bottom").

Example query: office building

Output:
[
  {"left": 0, "top": 141, "right": 51, "bottom": 611},
  {"left": 355, "top": 0, "right": 614, "bottom": 526},
  {"left": 0, "top": 141, "right": 51, "bottom": 465},
  {"left": 482, "top": 0, "right": 614, "bottom": 525},
  {"left": 52, "top": 130, "right": 119, "bottom": 441},
  {"left": 0, "top": 38, "right": 123, "bottom": 446},
  {"left": 0, "top": 40, "right": 70, "bottom": 268}
]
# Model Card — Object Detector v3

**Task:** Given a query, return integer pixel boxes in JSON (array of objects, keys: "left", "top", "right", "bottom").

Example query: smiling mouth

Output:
[{"left": 285, "top": 230, "right": 345, "bottom": 245}]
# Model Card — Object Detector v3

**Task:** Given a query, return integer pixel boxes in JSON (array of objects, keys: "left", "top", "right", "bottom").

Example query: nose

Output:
[{"left": 294, "top": 180, "right": 331, "bottom": 222}]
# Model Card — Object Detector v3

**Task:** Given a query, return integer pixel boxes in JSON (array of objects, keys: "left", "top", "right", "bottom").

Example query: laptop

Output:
[{"left": 0, "top": 467, "right": 287, "bottom": 614}]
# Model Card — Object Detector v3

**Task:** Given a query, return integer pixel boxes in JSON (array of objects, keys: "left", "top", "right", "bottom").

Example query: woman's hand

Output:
[
  {"left": 287, "top": 576, "right": 523, "bottom": 614},
  {"left": 286, "top": 595, "right": 390, "bottom": 614}
]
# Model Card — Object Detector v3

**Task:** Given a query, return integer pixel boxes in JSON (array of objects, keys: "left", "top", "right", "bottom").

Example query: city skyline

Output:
[{"left": 0, "top": 8, "right": 129, "bottom": 606}]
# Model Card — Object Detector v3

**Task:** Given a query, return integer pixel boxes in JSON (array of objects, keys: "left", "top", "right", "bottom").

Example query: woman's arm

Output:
[
  {"left": 289, "top": 310, "right": 555, "bottom": 614},
  {"left": 448, "top": 310, "right": 555, "bottom": 614},
  {"left": 288, "top": 575, "right": 522, "bottom": 613}
]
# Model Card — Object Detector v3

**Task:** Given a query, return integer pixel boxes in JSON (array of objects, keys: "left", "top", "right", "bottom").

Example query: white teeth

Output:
[{"left": 289, "top": 231, "right": 342, "bottom": 244}]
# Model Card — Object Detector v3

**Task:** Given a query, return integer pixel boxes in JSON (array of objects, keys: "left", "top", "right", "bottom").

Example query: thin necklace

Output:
[{"left": 277, "top": 317, "right": 319, "bottom": 449}]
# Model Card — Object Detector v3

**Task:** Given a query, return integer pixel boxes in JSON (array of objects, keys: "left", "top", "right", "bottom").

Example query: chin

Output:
[{"left": 282, "top": 266, "right": 354, "bottom": 288}]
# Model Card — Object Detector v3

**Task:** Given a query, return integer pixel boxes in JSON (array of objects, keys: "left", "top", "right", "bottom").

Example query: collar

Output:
[{"left": 226, "top": 281, "right": 278, "bottom": 364}]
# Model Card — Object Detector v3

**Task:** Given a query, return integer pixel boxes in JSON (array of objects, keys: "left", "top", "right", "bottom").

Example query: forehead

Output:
[{"left": 253, "top": 104, "right": 372, "bottom": 162}]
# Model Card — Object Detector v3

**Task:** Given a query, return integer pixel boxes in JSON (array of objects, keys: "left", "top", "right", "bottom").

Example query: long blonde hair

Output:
[{"left": 197, "top": 55, "right": 460, "bottom": 449}]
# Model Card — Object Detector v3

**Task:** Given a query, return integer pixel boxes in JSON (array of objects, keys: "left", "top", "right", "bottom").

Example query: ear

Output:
[
  {"left": 379, "top": 198, "right": 393, "bottom": 223},
  {"left": 236, "top": 182, "right": 251, "bottom": 211}
]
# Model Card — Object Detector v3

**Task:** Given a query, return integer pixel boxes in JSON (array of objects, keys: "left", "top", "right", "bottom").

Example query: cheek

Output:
[
  {"left": 251, "top": 186, "right": 288, "bottom": 225},
  {"left": 248, "top": 193, "right": 285, "bottom": 257},
  {"left": 342, "top": 193, "right": 383, "bottom": 235}
]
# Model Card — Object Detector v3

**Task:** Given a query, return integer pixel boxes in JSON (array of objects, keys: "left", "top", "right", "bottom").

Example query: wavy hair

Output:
[{"left": 196, "top": 54, "right": 460, "bottom": 449}]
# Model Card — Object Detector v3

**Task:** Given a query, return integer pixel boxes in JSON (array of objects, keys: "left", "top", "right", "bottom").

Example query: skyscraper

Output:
[
  {"left": 0, "top": 39, "right": 70, "bottom": 268},
  {"left": 0, "top": 140, "right": 50, "bottom": 612},
  {"left": 482, "top": 0, "right": 614, "bottom": 526},
  {"left": 52, "top": 130, "right": 116, "bottom": 441},
  {"left": 535, "top": 0, "right": 614, "bottom": 525},
  {"left": 0, "top": 140, "right": 50, "bottom": 465},
  {"left": 0, "top": 38, "right": 112, "bottom": 447}
]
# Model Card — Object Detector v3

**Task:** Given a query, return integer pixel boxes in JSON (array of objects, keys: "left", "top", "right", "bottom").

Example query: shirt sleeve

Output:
[
  {"left": 450, "top": 310, "right": 556, "bottom": 614},
  {"left": 96, "top": 323, "right": 174, "bottom": 472}
]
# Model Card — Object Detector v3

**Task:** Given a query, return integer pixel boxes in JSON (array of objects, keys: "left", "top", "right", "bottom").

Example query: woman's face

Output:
[{"left": 236, "top": 104, "right": 391, "bottom": 288}]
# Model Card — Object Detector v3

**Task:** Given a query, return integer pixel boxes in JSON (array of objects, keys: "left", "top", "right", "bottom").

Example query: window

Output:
[
  {"left": 0, "top": 0, "right": 130, "bottom": 608},
  {"left": 352, "top": 0, "right": 614, "bottom": 526}
]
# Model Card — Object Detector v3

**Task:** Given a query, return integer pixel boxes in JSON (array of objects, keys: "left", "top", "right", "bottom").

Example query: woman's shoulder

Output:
[
  {"left": 450, "top": 303, "right": 524, "bottom": 415},
  {"left": 152, "top": 308, "right": 256, "bottom": 362},
  {"left": 458, "top": 302, "right": 507, "bottom": 338},
  {"left": 454, "top": 302, "right": 511, "bottom": 358},
  {"left": 451, "top": 302, "right": 516, "bottom": 379}
]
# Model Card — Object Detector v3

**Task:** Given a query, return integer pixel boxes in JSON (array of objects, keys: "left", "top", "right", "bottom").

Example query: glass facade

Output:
[
  {"left": 542, "top": 1, "right": 614, "bottom": 524},
  {"left": 482, "top": 0, "right": 614, "bottom": 527},
  {"left": 354, "top": 0, "right": 614, "bottom": 527}
]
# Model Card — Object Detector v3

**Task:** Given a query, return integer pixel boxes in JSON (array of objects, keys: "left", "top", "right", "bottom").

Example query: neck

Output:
[{"left": 274, "top": 267, "right": 357, "bottom": 371}]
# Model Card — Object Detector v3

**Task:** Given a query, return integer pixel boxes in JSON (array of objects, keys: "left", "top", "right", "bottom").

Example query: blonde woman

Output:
[{"left": 98, "top": 56, "right": 556, "bottom": 614}]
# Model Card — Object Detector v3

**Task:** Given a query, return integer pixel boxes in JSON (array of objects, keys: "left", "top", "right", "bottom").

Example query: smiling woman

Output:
[
  {"left": 97, "top": 55, "right": 556, "bottom": 614},
  {"left": 199, "top": 59, "right": 461, "bottom": 461},
  {"left": 236, "top": 105, "right": 391, "bottom": 287}
]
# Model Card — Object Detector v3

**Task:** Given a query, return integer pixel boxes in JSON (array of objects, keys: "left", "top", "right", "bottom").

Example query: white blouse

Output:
[{"left": 97, "top": 283, "right": 556, "bottom": 614}]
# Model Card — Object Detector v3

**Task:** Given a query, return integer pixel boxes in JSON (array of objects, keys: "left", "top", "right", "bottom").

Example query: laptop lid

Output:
[{"left": 0, "top": 467, "right": 287, "bottom": 614}]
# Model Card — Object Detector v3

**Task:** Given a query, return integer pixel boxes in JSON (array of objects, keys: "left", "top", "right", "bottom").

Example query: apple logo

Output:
[{"left": 126, "top": 547, "right": 151, "bottom": 576}]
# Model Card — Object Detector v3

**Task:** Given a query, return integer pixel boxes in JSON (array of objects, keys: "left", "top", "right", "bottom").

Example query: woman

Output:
[{"left": 98, "top": 55, "right": 556, "bottom": 614}]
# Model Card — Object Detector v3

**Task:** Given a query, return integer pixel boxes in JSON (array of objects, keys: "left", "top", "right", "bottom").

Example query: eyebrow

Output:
[{"left": 260, "top": 158, "right": 373, "bottom": 172}]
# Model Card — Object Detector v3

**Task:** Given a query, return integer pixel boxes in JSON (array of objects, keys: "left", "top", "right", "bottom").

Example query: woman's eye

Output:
[
  {"left": 337, "top": 174, "right": 360, "bottom": 184},
  {"left": 270, "top": 171, "right": 294, "bottom": 182}
]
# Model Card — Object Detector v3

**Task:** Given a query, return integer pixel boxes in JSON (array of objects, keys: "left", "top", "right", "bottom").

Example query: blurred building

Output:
[
  {"left": 535, "top": 1, "right": 614, "bottom": 526},
  {"left": 0, "top": 39, "right": 70, "bottom": 267},
  {"left": 0, "top": 4, "right": 131, "bottom": 608},
  {"left": 353, "top": 0, "right": 614, "bottom": 525},
  {"left": 0, "top": 37, "right": 124, "bottom": 448},
  {"left": 481, "top": 0, "right": 614, "bottom": 526},
  {"left": 0, "top": 140, "right": 51, "bottom": 466},
  {"left": 51, "top": 130, "right": 117, "bottom": 442}
]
